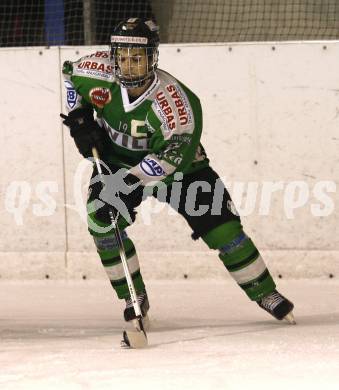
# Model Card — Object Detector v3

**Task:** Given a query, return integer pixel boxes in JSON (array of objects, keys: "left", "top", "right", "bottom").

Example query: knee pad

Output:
[
  {"left": 202, "top": 221, "right": 244, "bottom": 250},
  {"left": 93, "top": 230, "right": 128, "bottom": 251}
]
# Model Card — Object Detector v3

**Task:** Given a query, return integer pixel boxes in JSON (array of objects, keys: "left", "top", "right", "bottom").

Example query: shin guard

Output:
[
  {"left": 202, "top": 221, "right": 275, "bottom": 300},
  {"left": 88, "top": 213, "right": 145, "bottom": 299}
]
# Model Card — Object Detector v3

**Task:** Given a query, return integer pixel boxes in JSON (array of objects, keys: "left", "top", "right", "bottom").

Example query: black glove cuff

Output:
[
  {"left": 67, "top": 108, "right": 94, "bottom": 123},
  {"left": 60, "top": 108, "right": 94, "bottom": 132}
]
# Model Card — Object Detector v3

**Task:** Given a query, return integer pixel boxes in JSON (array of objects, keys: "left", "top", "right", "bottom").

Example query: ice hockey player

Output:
[{"left": 61, "top": 17, "right": 295, "bottom": 328}]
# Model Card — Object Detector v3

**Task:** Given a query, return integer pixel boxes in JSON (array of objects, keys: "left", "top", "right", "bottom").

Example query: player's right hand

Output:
[{"left": 60, "top": 109, "right": 110, "bottom": 158}]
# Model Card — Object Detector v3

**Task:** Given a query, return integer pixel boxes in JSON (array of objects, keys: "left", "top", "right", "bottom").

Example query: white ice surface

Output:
[{"left": 0, "top": 279, "right": 338, "bottom": 390}]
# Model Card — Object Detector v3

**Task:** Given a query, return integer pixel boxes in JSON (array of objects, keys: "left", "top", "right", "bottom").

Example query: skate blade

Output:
[
  {"left": 283, "top": 311, "right": 296, "bottom": 325},
  {"left": 121, "top": 329, "right": 148, "bottom": 349}
]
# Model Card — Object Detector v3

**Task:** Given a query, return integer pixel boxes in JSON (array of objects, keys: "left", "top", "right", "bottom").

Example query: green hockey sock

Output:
[
  {"left": 89, "top": 213, "right": 146, "bottom": 299},
  {"left": 202, "top": 221, "right": 276, "bottom": 300}
]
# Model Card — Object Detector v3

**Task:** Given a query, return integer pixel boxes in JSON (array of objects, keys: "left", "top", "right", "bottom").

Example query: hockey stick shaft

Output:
[{"left": 91, "top": 147, "right": 142, "bottom": 319}]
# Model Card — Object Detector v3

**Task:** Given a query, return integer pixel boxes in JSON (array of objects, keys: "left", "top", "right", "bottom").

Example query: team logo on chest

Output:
[{"left": 89, "top": 87, "right": 112, "bottom": 108}]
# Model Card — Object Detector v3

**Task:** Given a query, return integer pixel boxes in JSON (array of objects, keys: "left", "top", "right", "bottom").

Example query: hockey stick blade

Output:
[
  {"left": 121, "top": 318, "right": 148, "bottom": 349},
  {"left": 121, "top": 328, "right": 148, "bottom": 349}
]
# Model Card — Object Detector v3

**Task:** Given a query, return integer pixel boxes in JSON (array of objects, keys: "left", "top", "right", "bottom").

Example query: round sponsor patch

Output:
[
  {"left": 89, "top": 87, "right": 111, "bottom": 108},
  {"left": 139, "top": 158, "right": 165, "bottom": 177}
]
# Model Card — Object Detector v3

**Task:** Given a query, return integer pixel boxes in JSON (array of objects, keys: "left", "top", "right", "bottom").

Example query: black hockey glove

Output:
[
  {"left": 60, "top": 108, "right": 110, "bottom": 158},
  {"left": 94, "top": 169, "right": 145, "bottom": 225}
]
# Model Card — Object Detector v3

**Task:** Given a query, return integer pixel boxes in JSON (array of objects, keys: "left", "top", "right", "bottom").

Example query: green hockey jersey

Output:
[{"left": 62, "top": 50, "right": 209, "bottom": 186}]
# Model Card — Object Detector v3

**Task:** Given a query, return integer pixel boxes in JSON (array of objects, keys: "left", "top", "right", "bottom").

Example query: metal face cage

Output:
[{"left": 111, "top": 46, "right": 159, "bottom": 88}]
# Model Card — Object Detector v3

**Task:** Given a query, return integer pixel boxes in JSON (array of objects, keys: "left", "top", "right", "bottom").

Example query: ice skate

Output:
[
  {"left": 124, "top": 290, "right": 150, "bottom": 331},
  {"left": 257, "top": 290, "right": 296, "bottom": 324}
]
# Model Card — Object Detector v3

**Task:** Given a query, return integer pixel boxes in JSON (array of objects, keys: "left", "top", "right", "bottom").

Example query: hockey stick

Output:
[{"left": 91, "top": 147, "right": 148, "bottom": 349}]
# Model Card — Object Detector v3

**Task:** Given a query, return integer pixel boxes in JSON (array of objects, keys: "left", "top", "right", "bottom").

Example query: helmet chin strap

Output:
[{"left": 120, "top": 73, "right": 153, "bottom": 89}]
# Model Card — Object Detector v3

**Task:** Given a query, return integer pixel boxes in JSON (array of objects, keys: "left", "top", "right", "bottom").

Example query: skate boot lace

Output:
[
  {"left": 260, "top": 291, "right": 284, "bottom": 311},
  {"left": 125, "top": 292, "right": 147, "bottom": 309}
]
